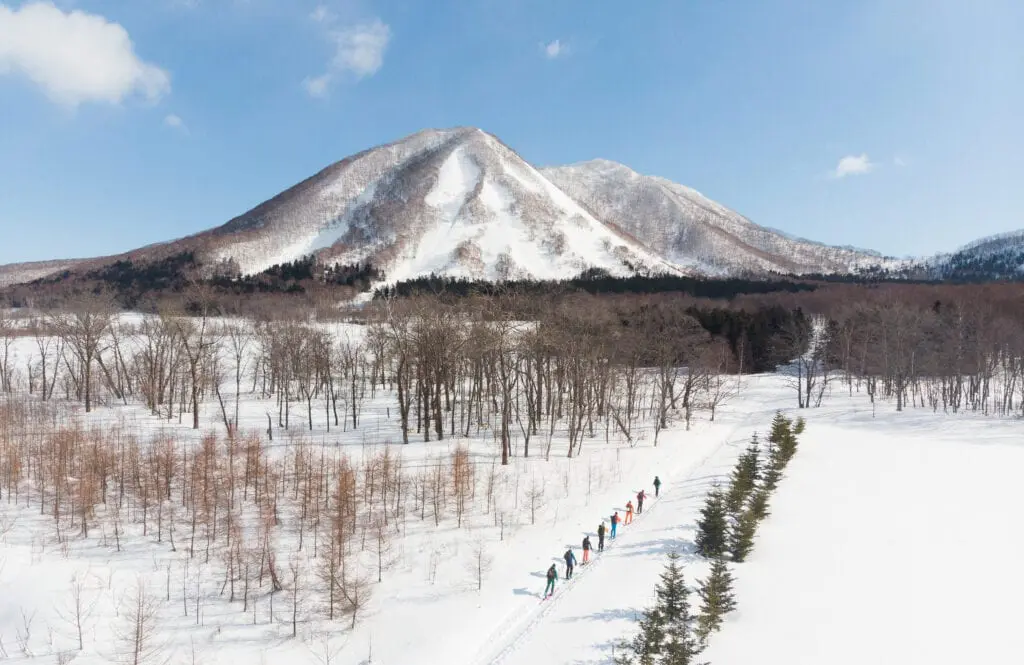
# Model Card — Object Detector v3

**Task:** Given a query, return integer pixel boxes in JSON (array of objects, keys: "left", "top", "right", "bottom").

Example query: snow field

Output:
[
  {"left": 3, "top": 310, "right": 1021, "bottom": 665},
  {"left": 0, "top": 315, "right": 762, "bottom": 665},
  {"left": 704, "top": 413, "right": 1024, "bottom": 665}
]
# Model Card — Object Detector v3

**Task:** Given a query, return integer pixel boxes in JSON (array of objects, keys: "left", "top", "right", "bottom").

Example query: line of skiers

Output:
[{"left": 544, "top": 476, "right": 662, "bottom": 598}]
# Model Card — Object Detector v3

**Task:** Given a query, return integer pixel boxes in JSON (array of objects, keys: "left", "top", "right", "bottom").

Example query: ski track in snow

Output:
[{"left": 472, "top": 402, "right": 768, "bottom": 665}]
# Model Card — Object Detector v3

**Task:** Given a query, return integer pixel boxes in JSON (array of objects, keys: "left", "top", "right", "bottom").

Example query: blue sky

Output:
[{"left": 0, "top": 0, "right": 1021, "bottom": 264}]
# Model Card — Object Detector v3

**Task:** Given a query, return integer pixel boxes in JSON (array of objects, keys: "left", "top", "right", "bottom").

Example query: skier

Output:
[
  {"left": 582, "top": 535, "right": 592, "bottom": 564},
  {"left": 653, "top": 475, "right": 662, "bottom": 497},
  {"left": 610, "top": 512, "right": 619, "bottom": 539},
  {"left": 624, "top": 500, "right": 634, "bottom": 525},
  {"left": 564, "top": 547, "right": 577, "bottom": 579},
  {"left": 637, "top": 489, "right": 646, "bottom": 514},
  {"left": 597, "top": 522, "right": 606, "bottom": 551},
  {"left": 544, "top": 564, "right": 558, "bottom": 598}
]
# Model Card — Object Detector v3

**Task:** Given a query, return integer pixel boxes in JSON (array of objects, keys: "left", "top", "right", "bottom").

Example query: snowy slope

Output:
[
  {"left": 0, "top": 258, "right": 88, "bottom": 287},
  {"left": 200, "top": 128, "right": 683, "bottom": 280},
  {"left": 542, "top": 159, "right": 904, "bottom": 276},
  {"left": 921, "top": 229, "right": 1024, "bottom": 280}
]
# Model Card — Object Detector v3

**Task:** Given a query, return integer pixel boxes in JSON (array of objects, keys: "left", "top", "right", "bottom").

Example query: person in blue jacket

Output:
[{"left": 563, "top": 547, "right": 577, "bottom": 579}]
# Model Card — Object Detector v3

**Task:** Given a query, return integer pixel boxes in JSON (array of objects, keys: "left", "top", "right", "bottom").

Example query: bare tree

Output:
[
  {"left": 0, "top": 310, "right": 16, "bottom": 393},
  {"left": 466, "top": 538, "right": 493, "bottom": 591},
  {"left": 288, "top": 554, "right": 304, "bottom": 638},
  {"left": 55, "top": 572, "right": 96, "bottom": 651},
  {"left": 113, "top": 581, "right": 165, "bottom": 665},
  {"left": 52, "top": 301, "right": 112, "bottom": 412}
]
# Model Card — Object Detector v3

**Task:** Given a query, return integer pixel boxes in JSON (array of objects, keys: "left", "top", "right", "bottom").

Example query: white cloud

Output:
[
  {"left": 830, "top": 153, "right": 875, "bottom": 179},
  {"left": 543, "top": 39, "right": 567, "bottom": 59},
  {"left": 0, "top": 1, "right": 170, "bottom": 107},
  {"left": 164, "top": 113, "right": 187, "bottom": 133},
  {"left": 893, "top": 155, "right": 907, "bottom": 167},
  {"left": 332, "top": 19, "right": 390, "bottom": 78},
  {"left": 306, "top": 18, "right": 390, "bottom": 96},
  {"left": 310, "top": 5, "right": 332, "bottom": 23},
  {"left": 303, "top": 74, "right": 330, "bottom": 98}
]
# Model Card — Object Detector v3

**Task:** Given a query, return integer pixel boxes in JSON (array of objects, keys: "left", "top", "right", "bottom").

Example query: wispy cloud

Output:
[
  {"left": 303, "top": 74, "right": 330, "bottom": 98},
  {"left": 306, "top": 17, "right": 390, "bottom": 97},
  {"left": 0, "top": 1, "right": 170, "bottom": 107},
  {"left": 830, "top": 153, "right": 875, "bottom": 179},
  {"left": 543, "top": 39, "right": 567, "bottom": 59},
  {"left": 310, "top": 5, "right": 332, "bottom": 23},
  {"left": 893, "top": 155, "right": 907, "bottom": 167},
  {"left": 164, "top": 113, "right": 188, "bottom": 134}
]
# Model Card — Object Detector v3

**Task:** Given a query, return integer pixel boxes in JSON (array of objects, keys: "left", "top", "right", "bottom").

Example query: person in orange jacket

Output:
[{"left": 624, "top": 500, "right": 634, "bottom": 525}]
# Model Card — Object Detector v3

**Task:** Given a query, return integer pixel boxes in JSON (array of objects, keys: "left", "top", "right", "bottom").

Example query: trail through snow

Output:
[{"left": 473, "top": 386, "right": 777, "bottom": 665}]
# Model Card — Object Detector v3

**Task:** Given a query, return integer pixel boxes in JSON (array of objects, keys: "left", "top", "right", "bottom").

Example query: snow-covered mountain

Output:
[
  {"left": 195, "top": 127, "right": 682, "bottom": 281},
  {"left": 5, "top": 126, "right": 1016, "bottom": 290},
  {"left": 542, "top": 159, "right": 900, "bottom": 276},
  {"left": 922, "top": 231, "right": 1024, "bottom": 281}
]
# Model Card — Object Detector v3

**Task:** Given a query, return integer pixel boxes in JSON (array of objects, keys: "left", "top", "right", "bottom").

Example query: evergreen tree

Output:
[
  {"left": 695, "top": 486, "right": 729, "bottom": 559},
  {"left": 696, "top": 556, "right": 737, "bottom": 645},
  {"left": 768, "top": 412, "right": 798, "bottom": 468},
  {"left": 656, "top": 552, "right": 701, "bottom": 665},
  {"left": 615, "top": 552, "right": 702, "bottom": 665},
  {"left": 615, "top": 608, "right": 663, "bottom": 665},
  {"left": 748, "top": 485, "right": 771, "bottom": 522},
  {"left": 728, "top": 509, "right": 758, "bottom": 562},
  {"left": 761, "top": 441, "right": 783, "bottom": 492},
  {"left": 793, "top": 416, "right": 806, "bottom": 435},
  {"left": 725, "top": 435, "right": 761, "bottom": 515}
]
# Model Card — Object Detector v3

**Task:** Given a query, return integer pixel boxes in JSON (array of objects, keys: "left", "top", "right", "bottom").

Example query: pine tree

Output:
[
  {"left": 768, "top": 412, "right": 798, "bottom": 468},
  {"left": 695, "top": 486, "right": 729, "bottom": 559},
  {"left": 793, "top": 416, "right": 806, "bottom": 435},
  {"left": 656, "top": 552, "right": 701, "bottom": 665},
  {"left": 761, "top": 440, "right": 783, "bottom": 492},
  {"left": 725, "top": 434, "right": 761, "bottom": 515},
  {"left": 748, "top": 485, "right": 771, "bottom": 522},
  {"left": 615, "top": 552, "right": 702, "bottom": 665},
  {"left": 615, "top": 608, "right": 664, "bottom": 665},
  {"left": 768, "top": 411, "right": 792, "bottom": 444},
  {"left": 696, "top": 556, "right": 737, "bottom": 646},
  {"left": 728, "top": 509, "right": 758, "bottom": 563}
]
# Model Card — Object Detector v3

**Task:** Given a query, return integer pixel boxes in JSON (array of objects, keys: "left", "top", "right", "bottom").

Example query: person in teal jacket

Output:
[{"left": 544, "top": 564, "right": 558, "bottom": 598}]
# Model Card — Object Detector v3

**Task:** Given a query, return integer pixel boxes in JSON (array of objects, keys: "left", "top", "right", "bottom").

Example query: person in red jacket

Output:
[{"left": 637, "top": 489, "right": 646, "bottom": 514}]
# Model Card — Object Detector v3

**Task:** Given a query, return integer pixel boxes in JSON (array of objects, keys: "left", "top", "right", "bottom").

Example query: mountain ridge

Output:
[{"left": 0, "top": 126, "right": 1019, "bottom": 289}]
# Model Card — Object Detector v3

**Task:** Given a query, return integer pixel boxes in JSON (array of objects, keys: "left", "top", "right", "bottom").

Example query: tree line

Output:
[{"left": 615, "top": 413, "right": 805, "bottom": 664}]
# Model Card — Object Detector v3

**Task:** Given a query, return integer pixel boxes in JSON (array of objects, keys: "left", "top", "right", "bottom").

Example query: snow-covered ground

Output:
[
  {"left": 705, "top": 410, "right": 1024, "bottom": 665},
  {"left": 501, "top": 383, "right": 1024, "bottom": 665},
  {"left": 1, "top": 319, "right": 1022, "bottom": 665}
]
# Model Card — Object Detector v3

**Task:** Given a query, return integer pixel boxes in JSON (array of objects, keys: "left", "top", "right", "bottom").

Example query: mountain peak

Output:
[{"left": 0, "top": 126, "right": 907, "bottom": 290}]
